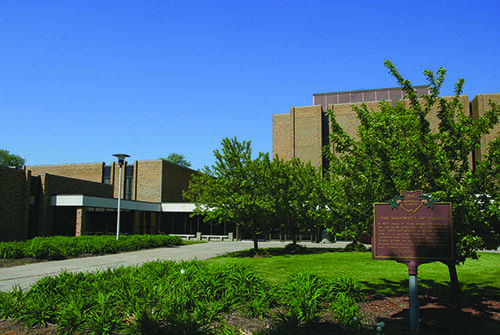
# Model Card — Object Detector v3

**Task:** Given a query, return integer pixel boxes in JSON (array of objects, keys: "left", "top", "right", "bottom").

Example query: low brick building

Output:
[{"left": 0, "top": 160, "right": 234, "bottom": 242}]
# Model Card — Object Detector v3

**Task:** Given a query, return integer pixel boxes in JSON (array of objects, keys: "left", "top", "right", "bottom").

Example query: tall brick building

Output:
[{"left": 273, "top": 87, "right": 500, "bottom": 168}]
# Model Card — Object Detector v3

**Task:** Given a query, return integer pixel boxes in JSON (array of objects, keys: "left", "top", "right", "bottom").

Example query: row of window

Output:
[{"left": 102, "top": 165, "right": 134, "bottom": 200}]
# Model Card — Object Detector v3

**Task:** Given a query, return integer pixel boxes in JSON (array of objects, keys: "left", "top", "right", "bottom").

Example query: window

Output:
[
  {"left": 103, "top": 166, "right": 111, "bottom": 184},
  {"left": 124, "top": 165, "right": 134, "bottom": 200}
]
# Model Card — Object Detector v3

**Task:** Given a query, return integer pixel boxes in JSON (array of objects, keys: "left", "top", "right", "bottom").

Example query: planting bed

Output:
[
  {"left": 1, "top": 243, "right": 499, "bottom": 334},
  {"left": 1, "top": 295, "right": 499, "bottom": 334}
]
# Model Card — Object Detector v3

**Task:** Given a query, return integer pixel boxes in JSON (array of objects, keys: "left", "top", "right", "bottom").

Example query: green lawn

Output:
[{"left": 205, "top": 249, "right": 500, "bottom": 297}]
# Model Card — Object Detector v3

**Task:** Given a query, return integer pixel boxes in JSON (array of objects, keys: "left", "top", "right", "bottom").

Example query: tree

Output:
[
  {"left": 0, "top": 149, "right": 25, "bottom": 169},
  {"left": 271, "top": 157, "right": 327, "bottom": 244},
  {"left": 160, "top": 153, "right": 191, "bottom": 167},
  {"left": 183, "top": 137, "right": 275, "bottom": 251},
  {"left": 323, "top": 60, "right": 500, "bottom": 296}
]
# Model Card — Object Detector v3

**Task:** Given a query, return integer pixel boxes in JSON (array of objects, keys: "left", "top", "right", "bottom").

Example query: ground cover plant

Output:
[
  {"left": 0, "top": 259, "right": 364, "bottom": 335},
  {"left": 1, "top": 245, "right": 499, "bottom": 334},
  {"left": 206, "top": 246, "right": 500, "bottom": 334},
  {"left": 0, "top": 235, "right": 183, "bottom": 261}
]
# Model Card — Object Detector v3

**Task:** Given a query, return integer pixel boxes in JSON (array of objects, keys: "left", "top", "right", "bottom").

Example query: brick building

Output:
[
  {"left": 273, "top": 87, "right": 500, "bottom": 168},
  {"left": 0, "top": 160, "right": 235, "bottom": 242}
]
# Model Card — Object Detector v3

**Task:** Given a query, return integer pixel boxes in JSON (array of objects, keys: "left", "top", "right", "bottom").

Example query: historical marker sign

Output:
[
  {"left": 373, "top": 190, "right": 453, "bottom": 262},
  {"left": 373, "top": 190, "right": 453, "bottom": 334}
]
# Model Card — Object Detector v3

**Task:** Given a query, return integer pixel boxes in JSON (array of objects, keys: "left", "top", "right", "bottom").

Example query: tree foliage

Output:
[
  {"left": 271, "top": 158, "right": 329, "bottom": 244},
  {"left": 183, "top": 137, "right": 275, "bottom": 250},
  {"left": 0, "top": 149, "right": 25, "bottom": 169},
  {"left": 323, "top": 60, "right": 500, "bottom": 265},
  {"left": 184, "top": 138, "right": 330, "bottom": 250},
  {"left": 160, "top": 153, "right": 191, "bottom": 167}
]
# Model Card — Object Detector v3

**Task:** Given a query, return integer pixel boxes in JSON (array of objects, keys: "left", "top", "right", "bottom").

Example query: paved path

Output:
[{"left": 0, "top": 241, "right": 351, "bottom": 292}]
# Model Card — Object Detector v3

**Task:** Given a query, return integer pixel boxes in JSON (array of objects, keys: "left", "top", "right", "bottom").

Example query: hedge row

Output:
[{"left": 0, "top": 235, "right": 183, "bottom": 260}]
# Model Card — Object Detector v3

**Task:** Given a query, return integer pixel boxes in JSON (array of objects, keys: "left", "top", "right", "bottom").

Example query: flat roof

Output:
[
  {"left": 312, "top": 85, "right": 429, "bottom": 97},
  {"left": 51, "top": 195, "right": 196, "bottom": 213}
]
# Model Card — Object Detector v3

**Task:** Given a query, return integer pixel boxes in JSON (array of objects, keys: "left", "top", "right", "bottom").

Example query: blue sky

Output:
[{"left": 1, "top": 1, "right": 499, "bottom": 170}]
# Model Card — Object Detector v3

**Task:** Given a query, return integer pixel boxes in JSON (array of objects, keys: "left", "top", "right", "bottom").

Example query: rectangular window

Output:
[
  {"left": 103, "top": 166, "right": 111, "bottom": 184},
  {"left": 124, "top": 165, "right": 134, "bottom": 200}
]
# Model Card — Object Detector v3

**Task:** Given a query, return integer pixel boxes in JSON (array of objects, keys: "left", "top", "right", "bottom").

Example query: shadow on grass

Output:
[
  {"left": 223, "top": 245, "right": 357, "bottom": 258},
  {"left": 360, "top": 277, "right": 500, "bottom": 301}
]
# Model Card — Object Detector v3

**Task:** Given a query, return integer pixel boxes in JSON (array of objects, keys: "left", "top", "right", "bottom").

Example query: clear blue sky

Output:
[{"left": 1, "top": 1, "right": 499, "bottom": 170}]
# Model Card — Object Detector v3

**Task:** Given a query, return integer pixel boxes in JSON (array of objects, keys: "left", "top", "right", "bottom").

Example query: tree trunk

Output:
[
  {"left": 252, "top": 232, "right": 259, "bottom": 252},
  {"left": 446, "top": 261, "right": 460, "bottom": 305}
]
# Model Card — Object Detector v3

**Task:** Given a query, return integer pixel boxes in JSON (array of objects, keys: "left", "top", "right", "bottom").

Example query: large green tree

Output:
[
  {"left": 0, "top": 149, "right": 25, "bottom": 169},
  {"left": 271, "top": 157, "right": 328, "bottom": 244},
  {"left": 323, "top": 60, "right": 500, "bottom": 295},
  {"left": 183, "top": 137, "right": 275, "bottom": 250},
  {"left": 160, "top": 153, "right": 191, "bottom": 167}
]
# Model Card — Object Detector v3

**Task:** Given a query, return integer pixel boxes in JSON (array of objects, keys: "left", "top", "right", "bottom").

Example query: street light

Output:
[{"left": 113, "top": 153, "right": 130, "bottom": 240}]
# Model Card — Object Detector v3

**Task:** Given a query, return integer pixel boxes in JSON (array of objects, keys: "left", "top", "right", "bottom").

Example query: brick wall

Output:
[
  {"left": 329, "top": 101, "right": 381, "bottom": 141},
  {"left": 0, "top": 167, "right": 30, "bottom": 241},
  {"left": 29, "top": 162, "right": 105, "bottom": 183},
  {"left": 161, "top": 160, "right": 197, "bottom": 202},
  {"left": 134, "top": 160, "right": 163, "bottom": 202},
  {"left": 292, "top": 105, "right": 323, "bottom": 167},
  {"left": 472, "top": 93, "right": 500, "bottom": 161},
  {"left": 39, "top": 174, "right": 113, "bottom": 236},
  {"left": 274, "top": 92, "right": 484, "bottom": 168},
  {"left": 272, "top": 113, "right": 293, "bottom": 160}
]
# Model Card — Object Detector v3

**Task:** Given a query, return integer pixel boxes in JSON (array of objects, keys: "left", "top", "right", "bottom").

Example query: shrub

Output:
[
  {"left": 330, "top": 292, "right": 360, "bottom": 326},
  {"left": 26, "top": 237, "right": 66, "bottom": 260},
  {"left": 284, "top": 243, "right": 308, "bottom": 254},
  {"left": 329, "top": 276, "right": 364, "bottom": 302},
  {"left": 0, "top": 241, "right": 26, "bottom": 259},
  {"left": 345, "top": 241, "right": 369, "bottom": 252},
  {"left": 0, "top": 234, "right": 183, "bottom": 260},
  {"left": 280, "top": 272, "right": 327, "bottom": 324}
]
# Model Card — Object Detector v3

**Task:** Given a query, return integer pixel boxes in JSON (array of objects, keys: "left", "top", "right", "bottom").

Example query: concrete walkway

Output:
[{"left": 0, "top": 241, "right": 351, "bottom": 292}]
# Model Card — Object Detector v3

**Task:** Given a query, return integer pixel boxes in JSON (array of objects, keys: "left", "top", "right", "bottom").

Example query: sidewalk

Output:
[{"left": 0, "top": 241, "right": 351, "bottom": 292}]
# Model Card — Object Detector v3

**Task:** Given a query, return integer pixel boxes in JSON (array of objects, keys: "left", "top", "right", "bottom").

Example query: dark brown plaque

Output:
[{"left": 373, "top": 191, "right": 453, "bottom": 261}]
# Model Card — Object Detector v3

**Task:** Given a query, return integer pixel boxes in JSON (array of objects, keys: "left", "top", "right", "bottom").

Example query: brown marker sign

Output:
[{"left": 373, "top": 191, "right": 453, "bottom": 261}]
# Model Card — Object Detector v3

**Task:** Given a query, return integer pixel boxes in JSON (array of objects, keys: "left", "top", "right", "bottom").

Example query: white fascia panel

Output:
[
  {"left": 51, "top": 195, "right": 200, "bottom": 213},
  {"left": 161, "top": 203, "right": 196, "bottom": 213},
  {"left": 51, "top": 195, "right": 161, "bottom": 212}
]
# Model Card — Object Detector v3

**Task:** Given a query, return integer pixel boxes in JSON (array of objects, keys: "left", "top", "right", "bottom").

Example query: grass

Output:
[{"left": 205, "top": 249, "right": 500, "bottom": 297}]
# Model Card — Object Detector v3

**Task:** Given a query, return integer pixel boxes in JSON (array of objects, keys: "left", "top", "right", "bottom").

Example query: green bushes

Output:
[
  {"left": 0, "top": 261, "right": 365, "bottom": 334},
  {"left": 0, "top": 241, "right": 25, "bottom": 258},
  {"left": 0, "top": 235, "right": 183, "bottom": 260}
]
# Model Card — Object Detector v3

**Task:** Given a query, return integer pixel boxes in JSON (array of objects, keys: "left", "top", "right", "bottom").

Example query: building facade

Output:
[
  {"left": 273, "top": 87, "right": 500, "bottom": 168},
  {"left": 0, "top": 160, "right": 236, "bottom": 242}
]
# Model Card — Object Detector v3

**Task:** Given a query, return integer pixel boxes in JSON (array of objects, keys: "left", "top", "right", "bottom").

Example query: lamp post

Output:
[{"left": 113, "top": 153, "right": 130, "bottom": 240}]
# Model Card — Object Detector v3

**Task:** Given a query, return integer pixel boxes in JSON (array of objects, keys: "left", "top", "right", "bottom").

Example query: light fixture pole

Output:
[{"left": 113, "top": 153, "right": 130, "bottom": 240}]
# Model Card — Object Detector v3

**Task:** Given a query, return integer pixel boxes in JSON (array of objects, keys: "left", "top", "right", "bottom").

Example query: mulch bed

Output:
[
  {"left": 358, "top": 294, "right": 500, "bottom": 334},
  {"left": 1, "top": 295, "right": 499, "bottom": 334}
]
